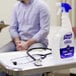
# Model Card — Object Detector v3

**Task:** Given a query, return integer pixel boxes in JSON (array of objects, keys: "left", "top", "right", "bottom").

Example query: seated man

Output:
[{"left": 0, "top": 0, "right": 50, "bottom": 76}]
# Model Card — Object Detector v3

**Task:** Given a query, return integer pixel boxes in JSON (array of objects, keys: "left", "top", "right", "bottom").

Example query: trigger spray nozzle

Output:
[{"left": 57, "top": 2, "right": 72, "bottom": 15}]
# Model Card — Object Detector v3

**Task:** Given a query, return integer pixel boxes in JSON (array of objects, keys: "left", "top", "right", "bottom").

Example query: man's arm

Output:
[
  {"left": 9, "top": 6, "right": 20, "bottom": 44},
  {"left": 32, "top": 4, "right": 50, "bottom": 42},
  {"left": 25, "top": 38, "right": 36, "bottom": 47}
]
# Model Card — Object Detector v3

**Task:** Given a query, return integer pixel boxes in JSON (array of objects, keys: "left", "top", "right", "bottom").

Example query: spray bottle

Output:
[{"left": 52, "top": 2, "right": 75, "bottom": 60}]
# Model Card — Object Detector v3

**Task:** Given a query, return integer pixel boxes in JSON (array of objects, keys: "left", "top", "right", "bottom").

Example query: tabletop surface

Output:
[{"left": 0, "top": 51, "right": 76, "bottom": 75}]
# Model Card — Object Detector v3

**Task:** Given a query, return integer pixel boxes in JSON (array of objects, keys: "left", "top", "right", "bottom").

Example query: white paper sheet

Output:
[{"left": 0, "top": 50, "right": 52, "bottom": 71}]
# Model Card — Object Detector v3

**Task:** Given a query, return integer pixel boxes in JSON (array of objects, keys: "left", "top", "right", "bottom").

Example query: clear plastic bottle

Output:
[{"left": 52, "top": 2, "right": 75, "bottom": 60}]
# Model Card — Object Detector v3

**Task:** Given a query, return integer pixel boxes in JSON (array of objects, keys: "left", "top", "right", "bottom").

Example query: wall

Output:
[
  {"left": 0, "top": 0, "right": 16, "bottom": 24},
  {"left": 44, "top": 0, "right": 57, "bottom": 26}
]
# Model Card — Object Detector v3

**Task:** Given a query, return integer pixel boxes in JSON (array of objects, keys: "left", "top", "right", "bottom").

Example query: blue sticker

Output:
[
  {"left": 60, "top": 45, "right": 74, "bottom": 59},
  {"left": 64, "top": 33, "right": 72, "bottom": 40}
]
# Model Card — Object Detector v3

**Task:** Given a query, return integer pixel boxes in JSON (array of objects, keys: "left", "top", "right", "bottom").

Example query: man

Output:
[
  {"left": 0, "top": 0, "right": 50, "bottom": 52},
  {"left": 0, "top": 0, "right": 50, "bottom": 75}
]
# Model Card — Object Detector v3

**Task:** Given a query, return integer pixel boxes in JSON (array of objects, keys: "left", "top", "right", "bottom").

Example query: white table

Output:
[{"left": 0, "top": 51, "right": 76, "bottom": 76}]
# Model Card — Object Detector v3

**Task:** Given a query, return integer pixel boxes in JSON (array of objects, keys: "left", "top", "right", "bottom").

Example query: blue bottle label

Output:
[
  {"left": 64, "top": 33, "right": 72, "bottom": 40},
  {"left": 60, "top": 32, "right": 74, "bottom": 59},
  {"left": 60, "top": 45, "right": 74, "bottom": 58}
]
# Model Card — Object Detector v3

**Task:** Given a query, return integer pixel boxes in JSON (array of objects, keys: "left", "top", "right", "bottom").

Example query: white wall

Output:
[
  {"left": 44, "top": 0, "right": 57, "bottom": 26},
  {"left": 0, "top": 0, "right": 16, "bottom": 24}
]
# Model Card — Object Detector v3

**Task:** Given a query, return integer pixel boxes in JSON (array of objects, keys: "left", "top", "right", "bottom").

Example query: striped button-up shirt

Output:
[{"left": 10, "top": 0, "right": 50, "bottom": 46}]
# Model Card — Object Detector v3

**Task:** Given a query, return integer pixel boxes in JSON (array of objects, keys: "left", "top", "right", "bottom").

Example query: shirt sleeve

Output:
[
  {"left": 32, "top": 5, "right": 50, "bottom": 42},
  {"left": 9, "top": 6, "right": 19, "bottom": 39}
]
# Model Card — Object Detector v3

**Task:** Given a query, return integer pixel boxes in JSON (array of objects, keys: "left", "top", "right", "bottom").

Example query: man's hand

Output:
[
  {"left": 16, "top": 41, "right": 24, "bottom": 51},
  {"left": 16, "top": 38, "right": 36, "bottom": 51},
  {"left": 16, "top": 41, "right": 29, "bottom": 51},
  {"left": 13, "top": 37, "right": 36, "bottom": 51},
  {"left": 12, "top": 37, "right": 22, "bottom": 51}
]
